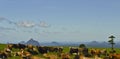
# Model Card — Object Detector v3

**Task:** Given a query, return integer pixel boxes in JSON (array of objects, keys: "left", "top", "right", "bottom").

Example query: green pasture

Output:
[{"left": 0, "top": 44, "right": 7, "bottom": 50}]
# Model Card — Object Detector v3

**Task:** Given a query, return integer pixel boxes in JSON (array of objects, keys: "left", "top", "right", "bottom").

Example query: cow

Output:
[
  {"left": 43, "top": 53, "right": 58, "bottom": 59},
  {"left": 21, "top": 51, "right": 31, "bottom": 59},
  {"left": 69, "top": 47, "right": 79, "bottom": 55},
  {"left": 74, "top": 54, "right": 80, "bottom": 59},
  {"left": 30, "top": 56, "right": 42, "bottom": 59},
  {"left": 99, "top": 49, "right": 107, "bottom": 56},
  {"left": 59, "top": 47, "right": 63, "bottom": 53},
  {"left": 81, "top": 47, "right": 90, "bottom": 57},
  {"left": 3, "top": 48, "right": 12, "bottom": 57},
  {"left": 109, "top": 53, "right": 120, "bottom": 59},
  {"left": 61, "top": 53, "right": 70, "bottom": 59},
  {"left": 14, "top": 49, "right": 25, "bottom": 56},
  {"left": 8, "top": 43, "right": 27, "bottom": 50},
  {"left": 90, "top": 49, "right": 101, "bottom": 57},
  {"left": 27, "top": 45, "right": 38, "bottom": 55},
  {"left": 47, "top": 47, "right": 63, "bottom": 53},
  {"left": 47, "top": 47, "right": 57, "bottom": 52},
  {"left": 0, "top": 51, "right": 8, "bottom": 59},
  {"left": 14, "top": 49, "right": 31, "bottom": 59},
  {"left": 37, "top": 46, "right": 48, "bottom": 54}
]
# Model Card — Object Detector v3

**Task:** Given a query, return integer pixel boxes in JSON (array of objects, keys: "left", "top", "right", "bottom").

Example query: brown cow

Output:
[
  {"left": 109, "top": 53, "right": 120, "bottom": 59},
  {"left": 21, "top": 51, "right": 31, "bottom": 59},
  {"left": 43, "top": 53, "right": 58, "bottom": 59},
  {"left": 30, "top": 56, "right": 41, "bottom": 59},
  {"left": 27, "top": 45, "right": 38, "bottom": 55},
  {"left": 0, "top": 51, "right": 8, "bottom": 59},
  {"left": 90, "top": 49, "right": 101, "bottom": 57},
  {"left": 61, "top": 53, "right": 70, "bottom": 59}
]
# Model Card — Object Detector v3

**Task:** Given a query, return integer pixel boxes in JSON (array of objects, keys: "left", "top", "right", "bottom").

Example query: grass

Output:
[
  {"left": 8, "top": 56, "right": 20, "bottom": 59},
  {"left": 0, "top": 44, "right": 7, "bottom": 50}
]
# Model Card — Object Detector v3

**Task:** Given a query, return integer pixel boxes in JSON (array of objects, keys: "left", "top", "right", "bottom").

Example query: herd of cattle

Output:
[{"left": 0, "top": 43, "right": 120, "bottom": 59}]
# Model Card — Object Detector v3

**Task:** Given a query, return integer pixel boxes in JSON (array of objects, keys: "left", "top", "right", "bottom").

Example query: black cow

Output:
[
  {"left": 0, "top": 52, "right": 8, "bottom": 59},
  {"left": 12, "top": 43, "right": 27, "bottom": 49},
  {"left": 27, "top": 48, "right": 38, "bottom": 55},
  {"left": 69, "top": 47, "right": 79, "bottom": 55},
  {"left": 47, "top": 47, "right": 58, "bottom": 52},
  {"left": 58, "top": 47, "right": 63, "bottom": 53},
  {"left": 82, "top": 48, "right": 90, "bottom": 57},
  {"left": 37, "top": 46, "right": 48, "bottom": 54}
]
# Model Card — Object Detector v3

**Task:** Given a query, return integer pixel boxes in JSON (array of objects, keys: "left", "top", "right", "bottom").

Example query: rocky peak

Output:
[{"left": 26, "top": 38, "right": 40, "bottom": 46}]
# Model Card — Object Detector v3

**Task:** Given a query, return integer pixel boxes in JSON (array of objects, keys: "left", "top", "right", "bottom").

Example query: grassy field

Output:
[
  {"left": 0, "top": 44, "right": 120, "bottom": 59},
  {"left": 0, "top": 44, "right": 7, "bottom": 50}
]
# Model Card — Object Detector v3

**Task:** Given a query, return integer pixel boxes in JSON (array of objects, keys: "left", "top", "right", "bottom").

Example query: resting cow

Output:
[
  {"left": 0, "top": 51, "right": 8, "bottom": 59},
  {"left": 69, "top": 47, "right": 79, "bottom": 55}
]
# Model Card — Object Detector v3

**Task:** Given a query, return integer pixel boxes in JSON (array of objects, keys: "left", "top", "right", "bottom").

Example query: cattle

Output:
[
  {"left": 69, "top": 47, "right": 90, "bottom": 56},
  {"left": 59, "top": 47, "right": 63, "bottom": 53},
  {"left": 47, "top": 47, "right": 63, "bottom": 53},
  {"left": 69, "top": 47, "right": 79, "bottom": 55},
  {"left": 13, "top": 48, "right": 31, "bottom": 59},
  {"left": 109, "top": 53, "right": 120, "bottom": 59},
  {"left": 8, "top": 43, "right": 27, "bottom": 50},
  {"left": 0, "top": 51, "right": 8, "bottom": 59},
  {"left": 21, "top": 51, "right": 31, "bottom": 59},
  {"left": 37, "top": 46, "right": 63, "bottom": 54},
  {"left": 90, "top": 49, "right": 96, "bottom": 56},
  {"left": 4, "top": 48, "right": 12, "bottom": 53},
  {"left": 90, "top": 48, "right": 109, "bottom": 58},
  {"left": 57, "top": 47, "right": 63, "bottom": 57},
  {"left": 3, "top": 43, "right": 120, "bottom": 59},
  {"left": 99, "top": 49, "right": 108, "bottom": 57},
  {"left": 14, "top": 43, "right": 27, "bottom": 49},
  {"left": 43, "top": 53, "right": 58, "bottom": 59},
  {"left": 81, "top": 47, "right": 90, "bottom": 57},
  {"left": 90, "top": 49, "right": 101, "bottom": 57},
  {"left": 4, "top": 47, "right": 12, "bottom": 57},
  {"left": 37, "top": 46, "right": 48, "bottom": 54},
  {"left": 14, "top": 49, "right": 25, "bottom": 56},
  {"left": 27, "top": 45, "right": 38, "bottom": 55},
  {"left": 61, "top": 53, "right": 70, "bottom": 59},
  {"left": 7, "top": 44, "right": 13, "bottom": 50},
  {"left": 30, "top": 56, "right": 43, "bottom": 59},
  {"left": 47, "top": 47, "right": 57, "bottom": 52},
  {"left": 74, "top": 54, "right": 79, "bottom": 59},
  {"left": 14, "top": 49, "right": 31, "bottom": 59}
]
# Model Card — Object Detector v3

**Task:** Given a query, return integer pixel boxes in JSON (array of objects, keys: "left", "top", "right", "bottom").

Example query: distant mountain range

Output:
[{"left": 19, "top": 39, "right": 120, "bottom": 48}]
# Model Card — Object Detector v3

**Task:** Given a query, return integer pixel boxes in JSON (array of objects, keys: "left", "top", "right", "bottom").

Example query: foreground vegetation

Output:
[{"left": 0, "top": 44, "right": 120, "bottom": 59}]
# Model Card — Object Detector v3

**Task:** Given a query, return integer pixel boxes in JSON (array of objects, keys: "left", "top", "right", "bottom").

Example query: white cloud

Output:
[
  {"left": 38, "top": 21, "right": 50, "bottom": 28},
  {"left": 0, "top": 17, "right": 51, "bottom": 28},
  {"left": 17, "top": 21, "right": 35, "bottom": 28}
]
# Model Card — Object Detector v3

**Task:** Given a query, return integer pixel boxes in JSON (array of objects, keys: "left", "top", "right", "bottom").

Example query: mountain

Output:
[
  {"left": 40, "top": 41, "right": 60, "bottom": 46},
  {"left": 87, "top": 41, "right": 110, "bottom": 48},
  {"left": 26, "top": 38, "right": 40, "bottom": 46},
  {"left": 18, "top": 40, "right": 120, "bottom": 48}
]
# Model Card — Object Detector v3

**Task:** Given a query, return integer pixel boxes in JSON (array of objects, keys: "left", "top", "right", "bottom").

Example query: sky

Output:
[{"left": 0, "top": 0, "right": 120, "bottom": 43}]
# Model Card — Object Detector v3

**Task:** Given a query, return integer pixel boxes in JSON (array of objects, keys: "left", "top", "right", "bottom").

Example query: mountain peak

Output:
[
  {"left": 29, "top": 38, "right": 34, "bottom": 41},
  {"left": 26, "top": 38, "right": 40, "bottom": 46}
]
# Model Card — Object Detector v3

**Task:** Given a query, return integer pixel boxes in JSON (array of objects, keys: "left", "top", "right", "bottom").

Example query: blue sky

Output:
[{"left": 0, "top": 0, "right": 120, "bottom": 43}]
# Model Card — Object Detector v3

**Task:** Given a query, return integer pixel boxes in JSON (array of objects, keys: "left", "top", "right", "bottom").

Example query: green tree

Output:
[
  {"left": 108, "top": 35, "right": 115, "bottom": 51},
  {"left": 79, "top": 44, "right": 86, "bottom": 48}
]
